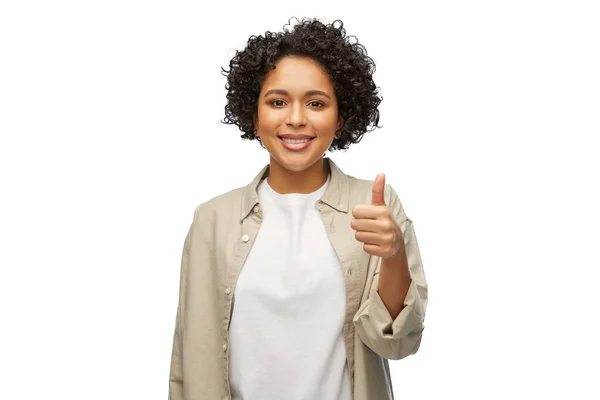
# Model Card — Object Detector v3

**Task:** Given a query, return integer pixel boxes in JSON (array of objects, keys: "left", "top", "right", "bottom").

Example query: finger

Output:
[
  {"left": 351, "top": 204, "right": 387, "bottom": 219},
  {"left": 350, "top": 218, "right": 384, "bottom": 233},
  {"left": 372, "top": 173, "right": 386, "bottom": 206},
  {"left": 355, "top": 231, "right": 385, "bottom": 246}
]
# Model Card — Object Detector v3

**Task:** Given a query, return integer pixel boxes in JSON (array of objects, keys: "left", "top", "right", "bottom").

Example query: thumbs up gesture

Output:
[{"left": 350, "top": 173, "right": 404, "bottom": 259}]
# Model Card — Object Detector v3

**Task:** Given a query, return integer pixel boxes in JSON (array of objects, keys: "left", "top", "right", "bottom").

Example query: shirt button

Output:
[
  {"left": 253, "top": 205, "right": 260, "bottom": 213},
  {"left": 222, "top": 343, "right": 228, "bottom": 351},
  {"left": 241, "top": 234, "right": 249, "bottom": 242},
  {"left": 225, "top": 287, "right": 231, "bottom": 295}
]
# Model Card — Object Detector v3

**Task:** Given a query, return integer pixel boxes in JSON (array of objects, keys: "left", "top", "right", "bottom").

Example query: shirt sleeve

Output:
[
  {"left": 168, "top": 224, "right": 192, "bottom": 400},
  {"left": 352, "top": 185, "right": 429, "bottom": 361}
]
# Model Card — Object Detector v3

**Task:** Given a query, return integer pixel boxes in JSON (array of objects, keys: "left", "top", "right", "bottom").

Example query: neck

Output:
[{"left": 266, "top": 157, "right": 330, "bottom": 194}]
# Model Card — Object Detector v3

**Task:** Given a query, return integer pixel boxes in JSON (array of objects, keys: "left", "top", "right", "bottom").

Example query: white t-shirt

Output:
[{"left": 229, "top": 173, "right": 351, "bottom": 400}]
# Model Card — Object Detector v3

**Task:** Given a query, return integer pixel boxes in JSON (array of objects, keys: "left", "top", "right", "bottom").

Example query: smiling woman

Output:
[
  {"left": 220, "top": 17, "right": 383, "bottom": 194},
  {"left": 168, "top": 17, "right": 428, "bottom": 400},
  {"left": 252, "top": 55, "right": 343, "bottom": 190}
]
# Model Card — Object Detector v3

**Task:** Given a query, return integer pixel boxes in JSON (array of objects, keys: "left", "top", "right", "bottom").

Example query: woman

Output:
[{"left": 168, "top": 17, "right": 428, "bottom": 400}]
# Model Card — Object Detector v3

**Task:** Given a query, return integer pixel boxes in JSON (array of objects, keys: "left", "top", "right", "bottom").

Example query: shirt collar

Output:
[{"left": 240, "top": 157, "right": 349, "bottom": 221}]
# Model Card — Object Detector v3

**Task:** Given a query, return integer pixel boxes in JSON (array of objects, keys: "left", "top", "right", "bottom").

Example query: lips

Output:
[
  {"left": 278, "top": 136, "right": 314, "bottom": 151},
  {"left": 278, "top": 134, "right": 315, "bottom": 140}
]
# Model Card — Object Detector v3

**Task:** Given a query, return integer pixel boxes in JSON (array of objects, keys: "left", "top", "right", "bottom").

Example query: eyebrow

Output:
[{"left": 263, "top": 89, "right": 332, "bottom": 100}]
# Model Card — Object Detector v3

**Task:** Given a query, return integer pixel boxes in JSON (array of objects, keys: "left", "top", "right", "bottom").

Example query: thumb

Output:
[{"left": 372, "top": 173, "right": 386, "bottom": 206}]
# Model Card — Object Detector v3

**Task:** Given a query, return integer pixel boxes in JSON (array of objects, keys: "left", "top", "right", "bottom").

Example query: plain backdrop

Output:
[{"left": 1, "top": 1, "right": 599, "bottom": 399}]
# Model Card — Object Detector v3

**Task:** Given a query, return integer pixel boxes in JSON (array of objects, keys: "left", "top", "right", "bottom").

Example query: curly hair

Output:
[{"left": 220, "top": 17, "right": 383, "bottom": 152}]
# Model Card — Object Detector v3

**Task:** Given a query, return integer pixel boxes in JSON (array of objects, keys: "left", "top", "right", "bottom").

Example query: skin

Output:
[
  {"left": 352, "top": 173, "right": 411, "bottom": 319},
  {"left": 253, "top": 55, "right": 344, "bottom": 194}
]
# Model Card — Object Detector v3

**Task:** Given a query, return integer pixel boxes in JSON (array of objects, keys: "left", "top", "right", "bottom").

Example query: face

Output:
[{"left": 253, "top": 56, "right": 343, "bottom": 173}]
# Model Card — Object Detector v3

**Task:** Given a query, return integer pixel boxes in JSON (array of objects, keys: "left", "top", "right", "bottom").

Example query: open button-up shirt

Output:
[{"left": 168, "top": 157, "right": 428, "bottom": 400}]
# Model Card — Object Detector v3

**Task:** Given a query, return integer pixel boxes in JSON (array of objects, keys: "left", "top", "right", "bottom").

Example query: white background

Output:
[{"left": 1, "top": 0, "right": 599, "bottom": 399}]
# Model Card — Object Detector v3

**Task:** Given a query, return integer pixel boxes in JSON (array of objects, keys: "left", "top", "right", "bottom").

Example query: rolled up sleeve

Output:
[{"left": 353, "top": 185, "right": 428, "bottom": 360}]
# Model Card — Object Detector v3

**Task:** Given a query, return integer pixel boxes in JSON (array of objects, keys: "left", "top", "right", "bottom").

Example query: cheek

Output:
[
  {"left": 257, "top": 107, "right": 282, "bottom": 128},
  {"left": 309, "top": 111, "right": 339, "bottom": 130}
]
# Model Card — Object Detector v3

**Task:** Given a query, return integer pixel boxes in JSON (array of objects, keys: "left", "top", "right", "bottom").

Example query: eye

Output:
[
  {"left": 309, "top": 101, "right": 324, "bottom": 108},
  {"left": 271, "top": 100, "right": 285, "bottom": 107}
]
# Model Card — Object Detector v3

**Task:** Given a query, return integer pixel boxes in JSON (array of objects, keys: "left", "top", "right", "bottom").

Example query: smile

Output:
[{"left": 278, "top": 136, "right": 315, "bottom": 151}]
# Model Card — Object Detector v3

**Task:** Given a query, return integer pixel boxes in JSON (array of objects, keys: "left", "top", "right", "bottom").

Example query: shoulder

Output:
[
  {"left": 191, "top": 185, "right": 245, "bottom": 222},
  {"left": 182, "top": 185, "right": 246, "bottom": 244}
]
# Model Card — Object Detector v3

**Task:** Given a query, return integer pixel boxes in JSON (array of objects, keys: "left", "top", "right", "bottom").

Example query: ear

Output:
[
  {"left": 253, "top": 112, "right": 259, "bottom": 136},
  {"left": 335, "top": 116, "right": 344, "bottom": 138}
]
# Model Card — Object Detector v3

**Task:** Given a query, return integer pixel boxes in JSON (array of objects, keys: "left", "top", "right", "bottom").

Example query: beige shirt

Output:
[{"left": 168, "top": 157, "right": 428, "bottom": 400}]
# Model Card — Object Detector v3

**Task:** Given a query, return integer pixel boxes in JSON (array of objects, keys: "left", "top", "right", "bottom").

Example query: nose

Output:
[{"left": 285, "top": 102, "right": 307, "bottom": 128}]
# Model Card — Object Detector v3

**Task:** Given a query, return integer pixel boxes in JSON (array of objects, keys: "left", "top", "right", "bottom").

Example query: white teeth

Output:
[{"left": 281, "top": 138, "right": 311, "bottom": 144}]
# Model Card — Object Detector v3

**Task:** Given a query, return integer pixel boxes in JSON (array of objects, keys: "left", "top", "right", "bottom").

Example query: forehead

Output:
[{"left": 261, "top": 56, "right": 334, "bottom": 92}]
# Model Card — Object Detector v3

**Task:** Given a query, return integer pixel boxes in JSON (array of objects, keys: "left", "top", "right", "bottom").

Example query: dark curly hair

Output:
[{"left": 220, "top": 17, "right": 383, "bottom": 152}]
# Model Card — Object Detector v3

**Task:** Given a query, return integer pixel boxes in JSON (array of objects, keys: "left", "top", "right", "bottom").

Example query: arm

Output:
[
  {"left": 168, "top": 226, "right": 192, "bottom": 399},
  {"left": 353, "top": 186, "right": 428, "bottom": 360},
  {"left": 378, "top": 243, "right": 411, "bottom": 320}
]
